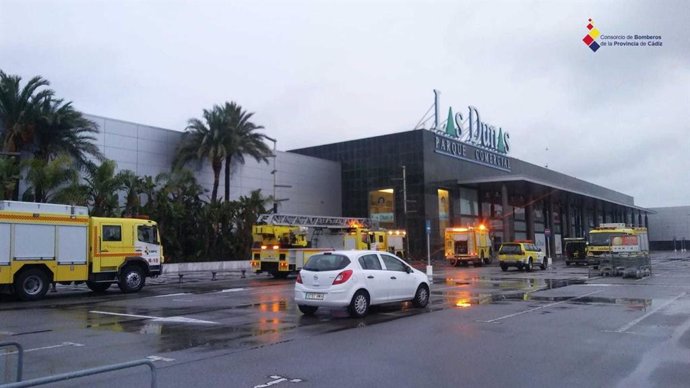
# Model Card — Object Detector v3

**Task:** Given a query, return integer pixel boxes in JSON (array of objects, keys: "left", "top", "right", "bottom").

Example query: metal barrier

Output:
[
  {"left": 0, "top": 342, "right": 23, "bottom": 383},
  {"left": 0, "top": 359, "right": 157, "bottom": 388}
]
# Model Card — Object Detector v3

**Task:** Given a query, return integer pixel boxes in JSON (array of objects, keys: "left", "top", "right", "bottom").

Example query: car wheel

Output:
[
  {"left": 298, "top": 305, "right": 318, "bottom": 315},
  {"left": 412, "top": 284, "right": 429, "bottom": 308},
  {"left": 540, "top": 258, "right": 547, "bottom": 270},
  {"left": 525, "top": 258, "right": 533, "bottom": 272},
  {"left": 14, "top": 268, "right": 50, "bottom": 301},
  {"left": 565, "top": 261, "right": 571, "bottom": 266},
  {"left": 451, "top": 259, "right": 459, "bottom": 267},
  {"left": 475, "top": 260, "right": 483, "bottom": 267},
  {"left": 118, "top": 265, "right": 145, "bottom": 293},
  {"left": 500, "top": 263, "right": 508, "bottom": 272},
  {"left": 86, "top": 281, "right": 111, "bottom": 293},
  {"left": 348, "top": 290, "right": 370, "bottom": 318}
]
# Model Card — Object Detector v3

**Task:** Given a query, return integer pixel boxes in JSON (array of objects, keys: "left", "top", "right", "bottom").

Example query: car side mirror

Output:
[{"left": 405, "top": 266, "right": 412, "bottom": 274}]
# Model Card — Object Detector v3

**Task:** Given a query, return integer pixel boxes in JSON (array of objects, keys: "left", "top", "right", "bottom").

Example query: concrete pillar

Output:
[
  {"left": 564, "top": 195, "right": 572, "bottom": 238},
  {"left": 548, "top": 193, "right": 557, "bottom": 258},
  {"left": 501, "top": 184, "right": 511, "bottom": 242},
  {"left": 526, "top": 192, "right": 535, "bottom": 241}
]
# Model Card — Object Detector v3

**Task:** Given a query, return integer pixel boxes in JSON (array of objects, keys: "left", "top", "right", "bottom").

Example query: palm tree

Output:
[
  {"left": 119, "top": 169, "right": 143, "bottom": 216},
  {"left": 0, "top": 156, "right": 20, "bottom": 200},
  {"left": 222, "top": 102, "right": 272, "bottom": 202},
  {"left": 21, "top": 154, "right": 78, "bottom": 203},
  {"left": 82, "top": 160, "right": 125, "bottom": 216},
  {"left": 0, "top": 70, "right": 53, "bottom": 154},
  {"left": 174, "top": 105, "right": 229, "bottom": 202},
  {"left": 33, "top": 97, "right": 103, "bottom": 167}
]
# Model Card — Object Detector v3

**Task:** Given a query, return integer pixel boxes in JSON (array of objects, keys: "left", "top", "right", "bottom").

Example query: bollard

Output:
[
  {"left": 212, "top": 272, "right": 217, "bottom": 281},
  {"left": 178, "top": 274, "right": 183, "bottom": 283},
  {"left": 241, "top": 269, "right": 246, "bottom": 279}
]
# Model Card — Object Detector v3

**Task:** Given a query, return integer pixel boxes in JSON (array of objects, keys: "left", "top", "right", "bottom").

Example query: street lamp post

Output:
[
  {"left": 264, "top": 136, "right": 278, "bottom": 213},
  {"left": 263, "top": 136, "right": 291, "bottom": 213}
]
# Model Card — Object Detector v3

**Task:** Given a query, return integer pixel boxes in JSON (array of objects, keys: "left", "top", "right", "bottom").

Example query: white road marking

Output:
[
  {"left": 146, "top": 355, "right": 175, "bottom": 362},
  {"left": 154, "top": 293, "right": 191, "bottom": 298},
  {"left": 89, "top": 310, "right": 218, "bottom": 324},
  {"left": 613, "top": 292, "right": 686, "bottom": 333},
  {"left": 482, "top": 290, "right": 604, "bottom": 323},
  {"left": 219, "top": 288, "right": 245, "bottom": 293},
  {"left": 0, "top": 342, "right": 84, "bottom": 357},
  {"left": 254, "top": 375, "right": 302, "bottom": 388}
]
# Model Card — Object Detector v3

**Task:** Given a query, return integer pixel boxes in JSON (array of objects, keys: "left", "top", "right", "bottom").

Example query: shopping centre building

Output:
[
  {"left": 72, "top": 110, "right": 654, "bottom": 258},
  {"left": 291, "top": 127, "right": 650, "bottom": 258}
]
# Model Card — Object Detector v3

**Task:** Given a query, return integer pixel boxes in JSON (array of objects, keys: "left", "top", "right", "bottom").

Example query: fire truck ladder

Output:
[{"left": 256, "top": 214, "right": 375, "bottom": 229}]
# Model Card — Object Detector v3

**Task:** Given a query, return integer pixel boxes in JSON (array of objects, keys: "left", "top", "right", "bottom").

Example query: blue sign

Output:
[{"left": 425, "top": 220, "right": 431, "bottom": 234}]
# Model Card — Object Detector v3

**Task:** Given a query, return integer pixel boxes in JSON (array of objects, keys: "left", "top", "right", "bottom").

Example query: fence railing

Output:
[
  {"left": 0, "top": 342, "right": 23, "bottom": 383},
  {"left": 0, "top": 358, "right": 157, "bottom": 388}
]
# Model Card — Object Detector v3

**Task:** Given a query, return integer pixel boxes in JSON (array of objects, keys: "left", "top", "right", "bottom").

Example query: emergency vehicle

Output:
[
  {"left": 587, "top": 223, "right": 649, "bottom": 258},
  {"left": 497, "top": 240, "right": 547, "bottom": 272},
  {"left": 250, "top": 214, "right": 406, "bottom": 278},
  {"left": 0, "top": 201, "right": 163, "bottom": 301},
  {"left": 444, "top": 225, "right": 492, "bottom": 266},
  {"left": 564, "top": 237, "right": 589, "bottom": 266}
]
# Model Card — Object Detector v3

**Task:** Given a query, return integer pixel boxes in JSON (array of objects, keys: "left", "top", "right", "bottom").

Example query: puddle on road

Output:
[{"left": 57, "top": 273, "right": 654, "bottom": 354}]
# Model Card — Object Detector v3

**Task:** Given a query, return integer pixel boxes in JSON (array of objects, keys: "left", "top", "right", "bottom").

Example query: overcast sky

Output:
[{"left": 1, "top": 0, "right": 688, "bottom": 208}]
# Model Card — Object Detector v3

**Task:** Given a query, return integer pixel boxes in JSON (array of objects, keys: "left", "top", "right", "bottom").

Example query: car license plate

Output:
[{"left": 305, "top": 292, "right": 324, "bottom": 300}]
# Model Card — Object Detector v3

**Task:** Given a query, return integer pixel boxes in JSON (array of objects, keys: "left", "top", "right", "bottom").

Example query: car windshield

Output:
[
  {"left": 499, "top": 244, "right": 522, "bottom": 254},
  {"left": 303, "top": 254, "right": 351, "bottom": 271}
]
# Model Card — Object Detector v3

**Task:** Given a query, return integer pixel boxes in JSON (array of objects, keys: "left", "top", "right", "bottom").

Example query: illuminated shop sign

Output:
[{"left": 430, "top": 90, "right": 512, "bottom": 172}]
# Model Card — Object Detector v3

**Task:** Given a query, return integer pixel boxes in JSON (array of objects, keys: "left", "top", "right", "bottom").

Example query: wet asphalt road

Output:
[{"left": 2, "top": 252, "right": 690, "bottom": 387}]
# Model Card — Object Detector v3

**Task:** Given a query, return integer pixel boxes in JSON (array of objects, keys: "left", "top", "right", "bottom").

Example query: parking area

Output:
[{"left": 2, "top": 251, "right": 690, "bottom": 387}]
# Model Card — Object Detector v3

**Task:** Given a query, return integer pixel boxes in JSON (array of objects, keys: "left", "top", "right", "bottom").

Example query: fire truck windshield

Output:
[{"left": 589, "top": 232, "right": 627, "bottom": 246}]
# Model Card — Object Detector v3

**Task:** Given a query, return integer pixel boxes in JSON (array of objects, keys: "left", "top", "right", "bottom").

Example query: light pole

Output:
[
  {"left": 264, "top": 136, "right": 278, "bottom": 213},
  {"left": 392, "top": 165, "right": 411, "bottom": 259},
  {"left": 263, "top": 136, "right": 291, "bottom": 213}
]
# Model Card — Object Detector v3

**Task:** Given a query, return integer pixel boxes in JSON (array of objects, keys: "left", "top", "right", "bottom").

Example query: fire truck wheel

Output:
[
  {"left": 500, "top": 264, "right": 508, "bottom": 272},
  {"left": 298, "top": 305, "right": 318, "bottom": 315},
  {"left": 86, "top": 281, "right": 111, "bottom": 293},
  {"left": 118, "top": 265, "right": 145, "bottom": 293},
  {"left": 14, "top": 268, "right": 50, "bottom": 301}
]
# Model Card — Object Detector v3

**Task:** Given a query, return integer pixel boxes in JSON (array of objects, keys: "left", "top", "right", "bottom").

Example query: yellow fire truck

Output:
[
  {"left": 444, "top": 224, "right": 492, "bottom": 266},
  {"left": 0, "top": 201, "right": 163, "bottom": 301},
  {"left": 250, "top": 214, "right": 406, "bottom": 278},
  {"left": 587, "top": 223, "right": 649, "bottom": 259}
]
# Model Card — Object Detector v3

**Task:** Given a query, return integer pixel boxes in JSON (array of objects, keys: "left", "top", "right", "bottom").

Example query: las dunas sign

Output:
[{"left": 430, "top": 89, "right": 512, "bottom": 172}]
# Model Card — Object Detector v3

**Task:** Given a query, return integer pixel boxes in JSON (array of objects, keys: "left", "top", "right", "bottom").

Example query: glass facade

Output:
[
  {"left": 438, "top": 189, "right": 450, "bottom": 235},
  {"left": 369, "top": 188, "right": 395, "bottom": 228}
]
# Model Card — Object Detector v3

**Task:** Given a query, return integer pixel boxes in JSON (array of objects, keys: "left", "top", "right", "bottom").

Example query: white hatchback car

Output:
[{"left": 294, "top": 250, "right": 430, "bottom": 317}]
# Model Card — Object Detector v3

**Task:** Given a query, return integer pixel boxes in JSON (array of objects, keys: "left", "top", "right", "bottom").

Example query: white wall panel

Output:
[{"left": 86, "top": 114, "right": 342, "bottom": 216}]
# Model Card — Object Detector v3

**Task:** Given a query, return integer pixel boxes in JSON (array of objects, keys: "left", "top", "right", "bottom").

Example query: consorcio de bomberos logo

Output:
[
  {"left": 582, "top": 18, "right": 601, "bottom": 52},
  {"left": 582, "top": 18, "right": 663, "bottom": 52}
]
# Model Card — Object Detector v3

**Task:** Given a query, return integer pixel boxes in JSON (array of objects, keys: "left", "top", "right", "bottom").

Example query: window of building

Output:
[
  {"left": 438, "top": 189, "right": 449, "bottom": 235},
  {"left": 459, "top": 188, "right": 478, "bottom": 216},
  {"left": 369, "top": 188, "right": 395, "bottom": 228}
]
